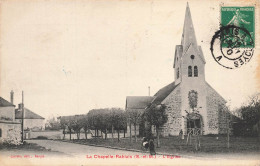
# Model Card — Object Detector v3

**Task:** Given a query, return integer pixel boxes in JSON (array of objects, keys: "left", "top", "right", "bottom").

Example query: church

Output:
[{"left": 126, "top": 3, "right": 229, "bottom": 136}]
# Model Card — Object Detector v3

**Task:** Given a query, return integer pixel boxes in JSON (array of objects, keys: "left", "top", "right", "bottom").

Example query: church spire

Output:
[{"left": 181, "top": 2, "right": 198, "bottom": 52}]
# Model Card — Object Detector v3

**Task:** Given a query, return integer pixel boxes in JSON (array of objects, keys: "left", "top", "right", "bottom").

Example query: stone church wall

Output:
[
  {"left": 161, "top": 86, "right": 182, "bottom": 136},
  {"left": 218, "top": 105, "right": 229, "bottom": 134},
  {"left": 206, "top": 84, "right": 227, "bottom": 134}
]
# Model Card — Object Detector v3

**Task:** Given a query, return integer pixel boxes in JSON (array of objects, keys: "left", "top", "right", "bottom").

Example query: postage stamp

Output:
[{"left": 211, "top": 6, "right": 255, "bottom": 69}]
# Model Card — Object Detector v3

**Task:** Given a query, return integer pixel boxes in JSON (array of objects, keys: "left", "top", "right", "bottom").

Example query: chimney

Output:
[
  {"left": 18, "top": 103, "right": 24, "bottom": 110},
  {"left": 148, "top": 86, "right": 150, "bottom": 96},
  {"left": 10, "top": 90, "right": 14, "bottom": 104}
]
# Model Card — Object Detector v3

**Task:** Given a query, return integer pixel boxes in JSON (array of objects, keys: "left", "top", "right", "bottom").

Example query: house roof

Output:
[
  {"left": 126, "top": 96, "right": 154, "bottom": 109},
  {"left": 15, "top": 107, "right": 45, "bottom": 119},
  {"left": 152, "top": 82, "right": 180, "bottom": 105},
  {"left": 0, "top": 97, "right": 15, "bottom": 107}
]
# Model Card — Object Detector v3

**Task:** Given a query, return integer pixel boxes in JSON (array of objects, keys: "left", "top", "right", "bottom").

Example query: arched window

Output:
[
  {"left": 188, "top": 66, "right": 192, "bottom": 77},
  {"left": 194, "top": 66, "right": 198, "bottom": 77},
  {"left": 177, "top": 68, "right": 179, "bottom": 79},
  {"left": 0, "top": 128, "right": 2, "bottom": 137}
]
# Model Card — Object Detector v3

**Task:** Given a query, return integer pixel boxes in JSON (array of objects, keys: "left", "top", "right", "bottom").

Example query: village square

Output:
[{"left": 0, "top": 1, "right": 259, "bottom": 163}]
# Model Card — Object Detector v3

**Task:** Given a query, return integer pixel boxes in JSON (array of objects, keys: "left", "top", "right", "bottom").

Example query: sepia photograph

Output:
[{"left": 0, "top": 0, "right": 259, "bottom": 165}]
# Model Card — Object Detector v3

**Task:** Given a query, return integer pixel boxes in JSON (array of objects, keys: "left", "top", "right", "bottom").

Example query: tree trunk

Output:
[
  {"left": 193, "top": 120, "right": 198, "bottom": 150},
  {"left": 156, "top": 125, "right": 160, "bottom": 147},
  {"left": 95, "top": 129, "right": 97, "bottom": 138},
  {"left": 105, "top": 128, "right": 107, "bottom": 140},
  {"left": 69, "top": 129, "right": 72, "bottom": 140},
  {"left": 129, "top": 122, "right": 132, "bottom": 143},
  {"left": 134, "top": 123, "right": 137, "bottom": 143},
  {"left": 112, "top": 125, "right": 114, "bottom": 141},
  {"left": 118, "top": 129, "right": 120, "bottom": 142},
  {"left": 85, "top": 129, "right": 88, "bottom": 140},
  {"left": 227, "top": 123, "right": 230, "bottom": 149},
  {"left": 63, "top": 129, "right": 65, "bottom": 140},
  {"left": 124, "top": 129, "right": 125, "bottom": 138},
  {"left": 97, "top": 129, "right": 99, "bottom": 137}
]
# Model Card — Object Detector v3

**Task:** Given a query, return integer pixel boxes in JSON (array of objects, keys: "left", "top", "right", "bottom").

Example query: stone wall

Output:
[
  {"left": 0, "top": 122, "right": 21, "bottom": 145},
  {"left": 206, "top": 84, "right": 226, "bottom": 134},
  {"left": 218, "top": 104, "right": 232, "bottom": 135},
  {"left": 161, "top": 86, "right": 182, "bottom": 136}
]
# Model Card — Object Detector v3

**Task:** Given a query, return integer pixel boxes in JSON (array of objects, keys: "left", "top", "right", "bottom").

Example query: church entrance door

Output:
[{"left": 187, "top": 115, "right": 202, "bottom": 135}]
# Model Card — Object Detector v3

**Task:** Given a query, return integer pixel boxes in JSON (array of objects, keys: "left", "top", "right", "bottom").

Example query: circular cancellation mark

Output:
[{"left": 210, "top": 25, "right": 254, "bottom": 69}]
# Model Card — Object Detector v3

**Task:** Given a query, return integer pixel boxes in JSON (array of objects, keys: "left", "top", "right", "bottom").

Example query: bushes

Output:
[
  {"left": 35, "top": 136, "right": 48, "bottom": 140},
  {"left": 233, "top": 122, "right": 257, "bottom": 137}
]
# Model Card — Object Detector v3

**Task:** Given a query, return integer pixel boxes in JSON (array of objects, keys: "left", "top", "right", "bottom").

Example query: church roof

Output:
[
  {"left": 173, "top": 45, "right": 183, "bottom": 68},
  {"left": 126, "top": 96, "right": 154, "bottom": 109},
  {"left": 15, "top": 107, "right": 45, "bottom": 119},
  {"left": 152, "top": 82, "right": 180, "bottom": 105},
  {"left": 0, "top": 97, "right": 15, "bottom": 107}
]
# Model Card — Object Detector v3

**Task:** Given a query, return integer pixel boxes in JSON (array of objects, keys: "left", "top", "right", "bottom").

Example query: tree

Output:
[
  {"left": 45, "top": 116, "right": 61, "bottom": 130},
  {"left": 87, "top": 108, "right": 115, "bottom": 140},
  {"left": 234, "top": 93, "right": 260, "bottom": 137},
  {"left": 71, "top": 115, "right": 84, "bottom": 140},
  {"left": 98, "top": 109, "right": 110, "bottom": 140},
  {"left": 110, "top": 108, "right": 125, "bottom": 142},
  {"left": 58, "top": 116, "right": 66, "bottom": 139},
  {"left": 59, "top": 116, "right": 74, "bottom": 140},
  {"left": 145, "top": 104, "right": 168, "bottom": 147},
  {"left": 79, "top": 114, "right": 89, "bottom": 140},
  {"left": 126, "top": 109, "right": 144, "bottom": 142},
  {"left": 87, "top": 109, "right": 99, "bottom": 138}
]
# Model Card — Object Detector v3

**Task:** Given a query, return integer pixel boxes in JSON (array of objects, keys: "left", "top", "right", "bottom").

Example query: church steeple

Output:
[
  {"left": 173, "top": 3, "right": 206, "bottom": 84},
  {"left": 181, "top": 2, "right": 198, "bottom": 52}
]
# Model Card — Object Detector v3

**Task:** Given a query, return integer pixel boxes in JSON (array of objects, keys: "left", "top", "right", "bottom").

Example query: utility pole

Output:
[{"left": 21, "top": 91, "right": 24, "bottom": 143}]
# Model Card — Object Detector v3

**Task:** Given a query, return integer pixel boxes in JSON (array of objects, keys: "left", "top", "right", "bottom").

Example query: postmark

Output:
[{"left": 210, "top": 6, "right": 255, "bottom": 69}]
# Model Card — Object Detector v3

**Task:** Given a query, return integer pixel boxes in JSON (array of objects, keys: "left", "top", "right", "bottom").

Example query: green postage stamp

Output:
[
  {"left": 211, "top": 6, "right": 255, "bottom": 69},
  {"left": 221, "top": 7, "right": 255, "bottom": 48}
]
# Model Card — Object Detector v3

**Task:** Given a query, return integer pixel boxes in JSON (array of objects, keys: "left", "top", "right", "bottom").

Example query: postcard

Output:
[{"left": 0, "top": 0, "right": 259, "bottom": 165}]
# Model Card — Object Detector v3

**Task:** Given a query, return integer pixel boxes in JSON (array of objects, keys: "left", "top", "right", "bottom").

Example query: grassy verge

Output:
[
  {"left": 65, "top": 135, "right": 260, "bottom": 155},
  {"left": 0, "top": 141, "right": 51, "bottom": 152}
]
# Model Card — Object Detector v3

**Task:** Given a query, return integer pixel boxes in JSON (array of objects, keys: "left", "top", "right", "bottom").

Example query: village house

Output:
[
  {"left": 0, "top": 91, "right": 21, "bottom": 144},
  {"left": 15, "top": 104, "right": 45, "bottom": 131},
  {"left": 126, "top": 4, "right": 230, "bottom": 137}
]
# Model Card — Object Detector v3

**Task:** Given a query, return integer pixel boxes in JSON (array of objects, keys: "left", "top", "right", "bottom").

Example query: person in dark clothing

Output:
[
  {"left": 149, "top": 139, "right": 156, "bottom": 155},
  {"left": 142, "top": 137, "right": 149, "bottom": 151}
]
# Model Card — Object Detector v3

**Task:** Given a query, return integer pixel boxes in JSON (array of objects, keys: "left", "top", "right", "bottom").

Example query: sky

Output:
[{"left": 0, "top": 0, "right": 259, "bottom": 120}]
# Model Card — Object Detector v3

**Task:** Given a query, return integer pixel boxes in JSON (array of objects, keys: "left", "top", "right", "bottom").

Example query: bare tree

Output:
[{"left": 126, "top": 109, "right": 144, "bottom": 143}]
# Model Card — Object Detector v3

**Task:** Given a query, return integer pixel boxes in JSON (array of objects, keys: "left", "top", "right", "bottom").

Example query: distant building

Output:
[
  {"left": 15, "top": 104, "right": 45, "bottom": 131},
  {"left": 125, "top": 96, "right": 154, "bottom": 137},
  {"left": 0, "top": 91, "right": 21, "bottom": 144},
  {"left": 126, "top": 4, "right": 230, "bottom": 137}
]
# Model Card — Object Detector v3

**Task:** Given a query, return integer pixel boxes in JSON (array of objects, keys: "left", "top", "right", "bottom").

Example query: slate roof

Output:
[
  {"left": 0, "top": 97, "right": 15, "bottom": 107},
  {"left": 126, "top": 96, "right": 154, "bottom": 109},
  {"left": 15, "top": 107, "right": 44, "bottom": 119},
  {"left": 152, "top": 82, "right": 180, "bottom": 105}
]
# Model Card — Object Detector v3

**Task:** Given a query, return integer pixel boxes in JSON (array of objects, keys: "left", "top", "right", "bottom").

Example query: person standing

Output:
[{"left": 149, "top": 139, "right": 156, "bottom": 155}]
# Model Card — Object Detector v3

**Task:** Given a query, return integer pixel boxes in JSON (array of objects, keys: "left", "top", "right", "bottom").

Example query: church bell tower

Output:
[{"left": 173, "top": 3, "right": 206, "bottom": 85}]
